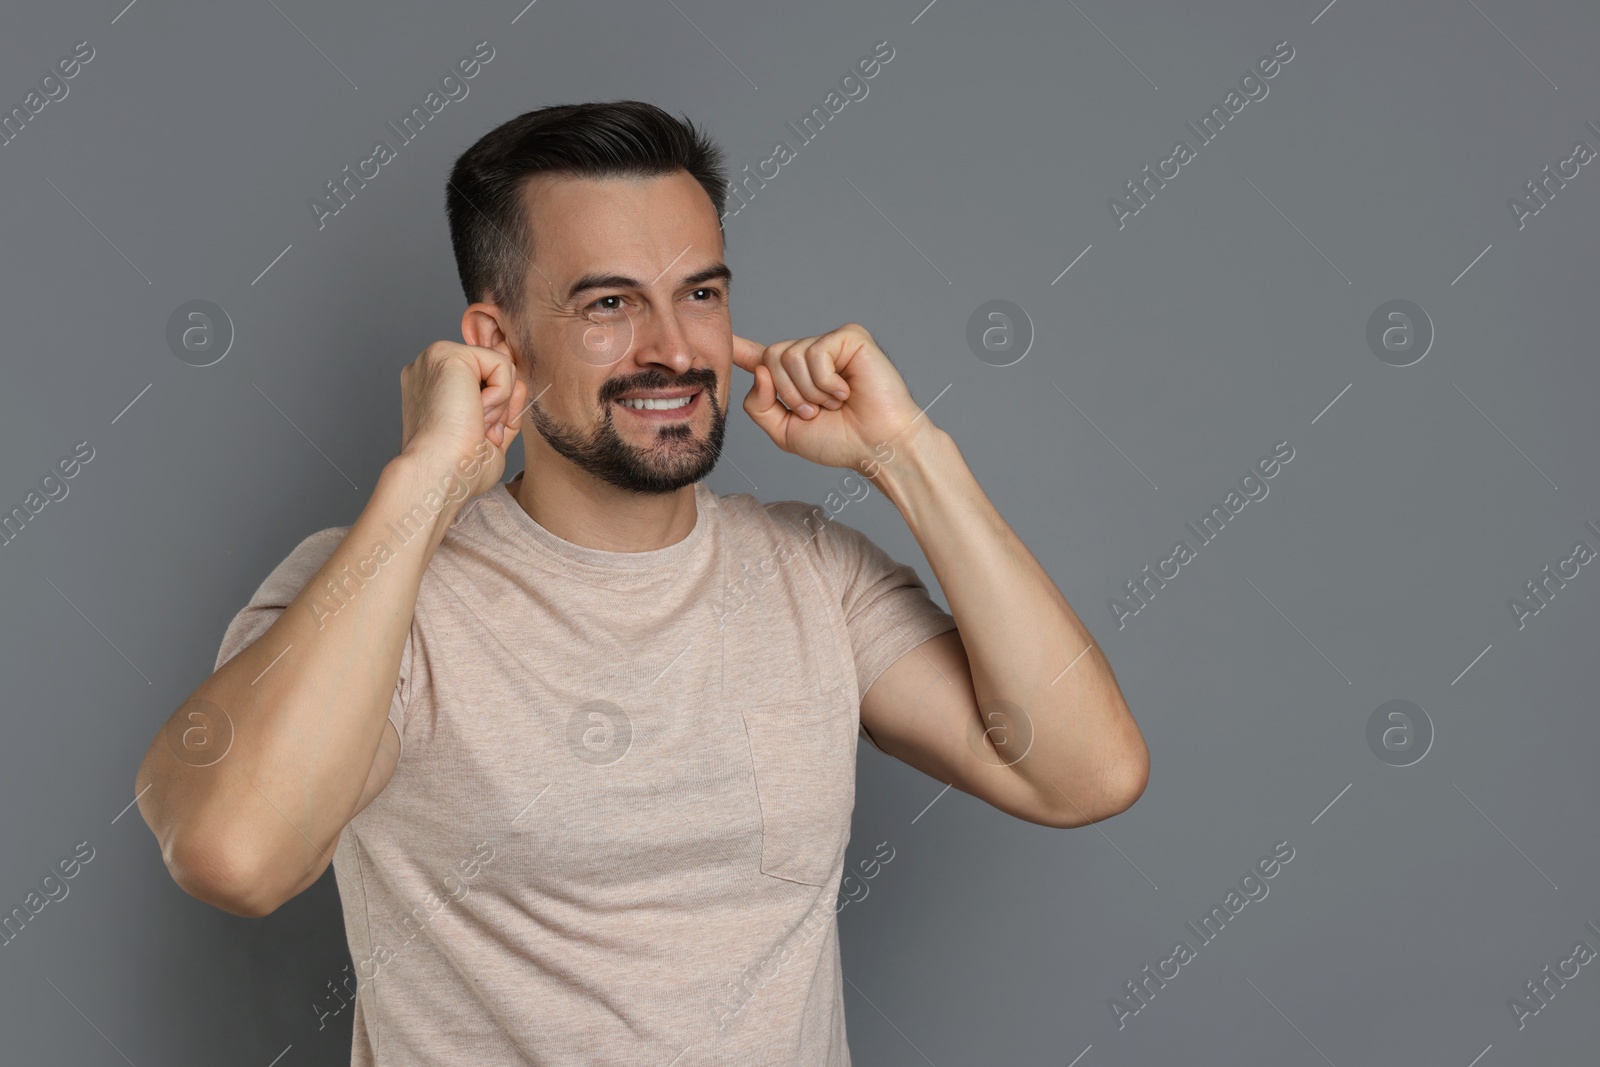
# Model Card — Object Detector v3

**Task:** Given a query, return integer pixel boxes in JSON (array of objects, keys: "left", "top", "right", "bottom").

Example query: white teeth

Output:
[{"left": 619, "top": 394, "right": 694, "bottom": 410}]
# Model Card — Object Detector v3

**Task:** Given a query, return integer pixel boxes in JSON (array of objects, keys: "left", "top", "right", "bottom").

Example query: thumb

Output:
[
  {"left": 500, "top": 377, "right": 528, "bottom": 448},
  {"left": 742, "top": 362, "right": 788, "bottom": 442}
]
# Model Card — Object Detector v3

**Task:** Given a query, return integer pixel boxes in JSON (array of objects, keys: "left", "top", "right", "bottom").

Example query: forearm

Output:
[
  {"left": 871, "top": 420, "right": 1148, "bottom": 819},
  {"left": 138, "top": 453, "right": 460, "bottom": 905}
]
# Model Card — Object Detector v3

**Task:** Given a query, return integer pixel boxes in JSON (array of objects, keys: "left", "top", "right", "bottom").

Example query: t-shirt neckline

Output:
[{"left": 480, "top": 474, "right": 713, "bottom": 571}]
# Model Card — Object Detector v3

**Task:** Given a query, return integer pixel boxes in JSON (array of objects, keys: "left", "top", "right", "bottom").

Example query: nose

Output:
[{"left": 631, "top": 302, "right": 695, "bottom": 376}]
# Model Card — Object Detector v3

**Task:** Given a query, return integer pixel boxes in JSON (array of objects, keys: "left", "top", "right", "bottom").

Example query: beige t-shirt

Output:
[{"left": 214, "top": 475, "right": 957, "bottom": 1066}]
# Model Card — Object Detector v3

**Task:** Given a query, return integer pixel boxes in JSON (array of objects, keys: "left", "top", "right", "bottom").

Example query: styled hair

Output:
[{"left": 445, "top": 101, "right": 729, "bottom": 319}]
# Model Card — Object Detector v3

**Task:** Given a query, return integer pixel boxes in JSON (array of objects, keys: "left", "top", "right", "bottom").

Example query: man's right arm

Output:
[{"left": 135, "top": 340, "right": 527, "bottom": 918}]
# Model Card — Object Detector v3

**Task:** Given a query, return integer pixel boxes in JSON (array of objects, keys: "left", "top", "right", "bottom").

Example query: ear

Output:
[{"left": 462, "top": 303, "right": 517, "bottom": 363}]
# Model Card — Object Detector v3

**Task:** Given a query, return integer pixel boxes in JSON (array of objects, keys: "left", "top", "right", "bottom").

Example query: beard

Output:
[{"left": 523, "top": 355, "right": 726, "bottom": 495}]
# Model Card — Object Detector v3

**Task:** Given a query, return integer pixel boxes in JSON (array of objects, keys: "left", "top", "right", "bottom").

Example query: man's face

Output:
[{"left": 512, "top": 170, "right": 731, "bottom": 495}]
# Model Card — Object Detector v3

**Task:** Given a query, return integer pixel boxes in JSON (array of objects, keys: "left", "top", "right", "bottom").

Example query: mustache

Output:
[{"left": 599, "top": 368, "right": 717, "bottom": 403}]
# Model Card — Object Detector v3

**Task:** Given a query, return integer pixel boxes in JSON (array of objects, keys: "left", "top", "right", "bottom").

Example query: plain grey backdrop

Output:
[{"left": 2, "top": 0, "right": 1597, "bottom": 1063}]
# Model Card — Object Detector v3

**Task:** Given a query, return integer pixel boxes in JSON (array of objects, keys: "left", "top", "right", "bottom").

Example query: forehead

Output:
[{"left": 520, "top": 170, "right": 723, "bottom": 269}]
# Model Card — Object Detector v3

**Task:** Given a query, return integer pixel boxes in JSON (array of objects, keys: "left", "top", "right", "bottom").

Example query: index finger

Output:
[
  {"left": 730, "top": 333, "right": 767, "bottom": 372},
  {"left": 451, "top": 341, "right": 516, "bottom": 401}
]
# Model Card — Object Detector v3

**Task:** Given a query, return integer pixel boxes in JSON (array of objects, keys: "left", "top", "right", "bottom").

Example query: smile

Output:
[{"left": 613, "top": 389, "right": 703, "bottom": 418}]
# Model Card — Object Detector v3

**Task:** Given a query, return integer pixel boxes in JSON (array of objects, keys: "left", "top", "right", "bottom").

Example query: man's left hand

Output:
[{"left": 731, "top": 323, "right": 927, "bottom": 471}]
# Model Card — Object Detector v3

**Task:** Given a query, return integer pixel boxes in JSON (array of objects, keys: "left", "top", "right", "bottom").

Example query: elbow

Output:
[
  {"left": 1106, "top": 745, "right": 1149, "bottom": 817},
  {"left": 1096, "top": 736, "right": 1150, "bottom": 820},
  {"left": 1091, "top": 714, "right": 1150, "bottom": 821},
  {"left": 1040, "top": 742, "right": 1149, "bottom": 829},
  {"left": 137, "top": 747, "right": 293, "bottom": 919},
  {"left": 164, "top": 827, "right": 290, "bottom": 919}
]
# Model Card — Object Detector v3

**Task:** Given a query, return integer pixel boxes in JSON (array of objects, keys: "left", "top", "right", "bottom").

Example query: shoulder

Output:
[
  {"left": 253, "top": 526, "right": 350, "bottom": 595},
  {"left": 713, "top": 490, "right": 838, "bottom": 560},
  {"left": 214, "top": 525, "right": 350, "bottom": 672},
  {"left": 712, "top": 490, "right": 896, "bottom": 590}
]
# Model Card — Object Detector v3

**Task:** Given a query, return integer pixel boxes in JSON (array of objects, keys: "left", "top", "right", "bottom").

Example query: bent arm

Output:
[
  {"left": 864, "top": 421, "right": 1149, "bottom": 826},
  {"left": 135, "top": 454, "right": 459, "bottom": 916}
]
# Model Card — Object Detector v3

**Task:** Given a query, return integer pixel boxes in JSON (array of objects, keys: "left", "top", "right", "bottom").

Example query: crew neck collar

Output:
[{"left": 473, "top": 475, "right": 714, "bottom": 571}]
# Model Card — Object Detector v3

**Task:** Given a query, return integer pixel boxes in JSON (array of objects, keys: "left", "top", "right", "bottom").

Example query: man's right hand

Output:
[{"left": 399, "top": 340, "right": 529, "bottom": 497}]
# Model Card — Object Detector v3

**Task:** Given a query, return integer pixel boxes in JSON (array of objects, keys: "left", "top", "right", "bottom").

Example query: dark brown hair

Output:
[{"left": 446, "top": 101, "right": 728, "bottom": 319}]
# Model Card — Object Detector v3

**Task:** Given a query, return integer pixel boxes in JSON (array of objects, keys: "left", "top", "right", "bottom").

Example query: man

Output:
[{"left": 136, "top": 101, "right": 1147, "bottom": 1065}]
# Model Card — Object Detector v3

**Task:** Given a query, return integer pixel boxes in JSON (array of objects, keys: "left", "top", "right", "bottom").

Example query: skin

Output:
[
  {"left": 136, "top": 166, "right": 1147, "bottom": 922},
  {"left": 461, "top": 171, "right": 738, "bottom": 552},
  {"left": 455, "top": 169, "right": 1149, "bottom": 830}
]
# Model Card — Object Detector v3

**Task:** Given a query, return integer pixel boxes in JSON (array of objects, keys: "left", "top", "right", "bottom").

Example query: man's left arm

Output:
[
  {"left": 862, "top": 415, "right": 1149, "bottom": 828},
  {"left": 731, "top": 323, "right": 1148, "bottom": 829}
]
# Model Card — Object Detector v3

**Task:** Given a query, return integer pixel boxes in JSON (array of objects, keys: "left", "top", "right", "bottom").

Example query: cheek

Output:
[
  {"left": 539, "top": 359, "right": 596, "bottom": 409},
  {"left": 706, "top": 372, "right": 730, "bottom": 414},
  {"left": 681, "top": 320, "right": 730, "bottom": 395},
  {"left": 684, "top": 320, "right": 727, "bottom": 365}
]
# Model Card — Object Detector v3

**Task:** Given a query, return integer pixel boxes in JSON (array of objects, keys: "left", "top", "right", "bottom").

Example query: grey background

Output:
[{"left": 1, "top": 0, "right": 1596, "bottom": 1063}]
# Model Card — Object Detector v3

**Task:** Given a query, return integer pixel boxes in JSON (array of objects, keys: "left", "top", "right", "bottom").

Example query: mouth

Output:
[{"left": 612, "top": 387, "right": 704, "bottom": 421}]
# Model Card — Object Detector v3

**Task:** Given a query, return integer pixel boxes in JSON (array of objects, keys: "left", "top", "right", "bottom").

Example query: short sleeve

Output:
[
  {"left": 806, "top": 509, "right": 959, "bottom": 718},
  {"left": 214, "top": 526, "right": 412, "bottom": 752}
]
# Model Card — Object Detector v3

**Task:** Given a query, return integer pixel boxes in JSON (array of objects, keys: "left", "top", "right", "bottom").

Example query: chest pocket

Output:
[{"left": 739, "top": 684, "right": 857, "bottom": 887}]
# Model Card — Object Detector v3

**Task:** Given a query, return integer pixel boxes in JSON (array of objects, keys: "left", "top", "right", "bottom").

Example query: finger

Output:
[
  {"left": 500, "top": 402, "right": 525, "bottom": 452},
  {"left": 731, "top": 334, "right": 767, "bottom": 372},
  {"left": 769, "top": 363, "right": 811, "bottom": 416},
  {"left": 485, "top": 403, "right": 507, "bottom": 439},
  {"left": 742, "top": 362, "right": 787, "bottom": 441},
  {"left": 805, "top": 338, "right": 851, "bottom": 402},
  {"left": 506, "top": 377, "right": 529, "bottom": 429},
  {"left": 770, "top": 340, "right": 820, "bottom": 417},
  {"left": 779, "top": 344, "right": 832, "bottom": 414},
  {"left": 787, "top": 340, "right": 849, "bottom": 410},
  {"left": 492, "top": 377, "right": 527, "bottom": 453},
  {"left": 483, "top": 383, "right": 509, "bottom": 426},
  {"left": 473, "top": 345, "right": 516, "bottom": 406}
]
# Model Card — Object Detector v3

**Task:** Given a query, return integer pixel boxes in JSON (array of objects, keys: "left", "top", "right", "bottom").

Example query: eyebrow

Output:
[{"left": 564, "top": 262, "right": 732, "bottom": 303}]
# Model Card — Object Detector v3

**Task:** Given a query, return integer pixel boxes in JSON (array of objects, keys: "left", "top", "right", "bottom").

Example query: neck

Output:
[{"left": 509, "top": 449, "right": 699, "bottom": 553}]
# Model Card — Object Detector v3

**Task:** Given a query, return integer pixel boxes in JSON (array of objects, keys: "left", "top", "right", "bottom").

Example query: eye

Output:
[
  {"left": 688, "top": 287, "right": 724, "bottom": 304},
  {"left": 587, "top": 295, "right": 626, "bottom": 314}
]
